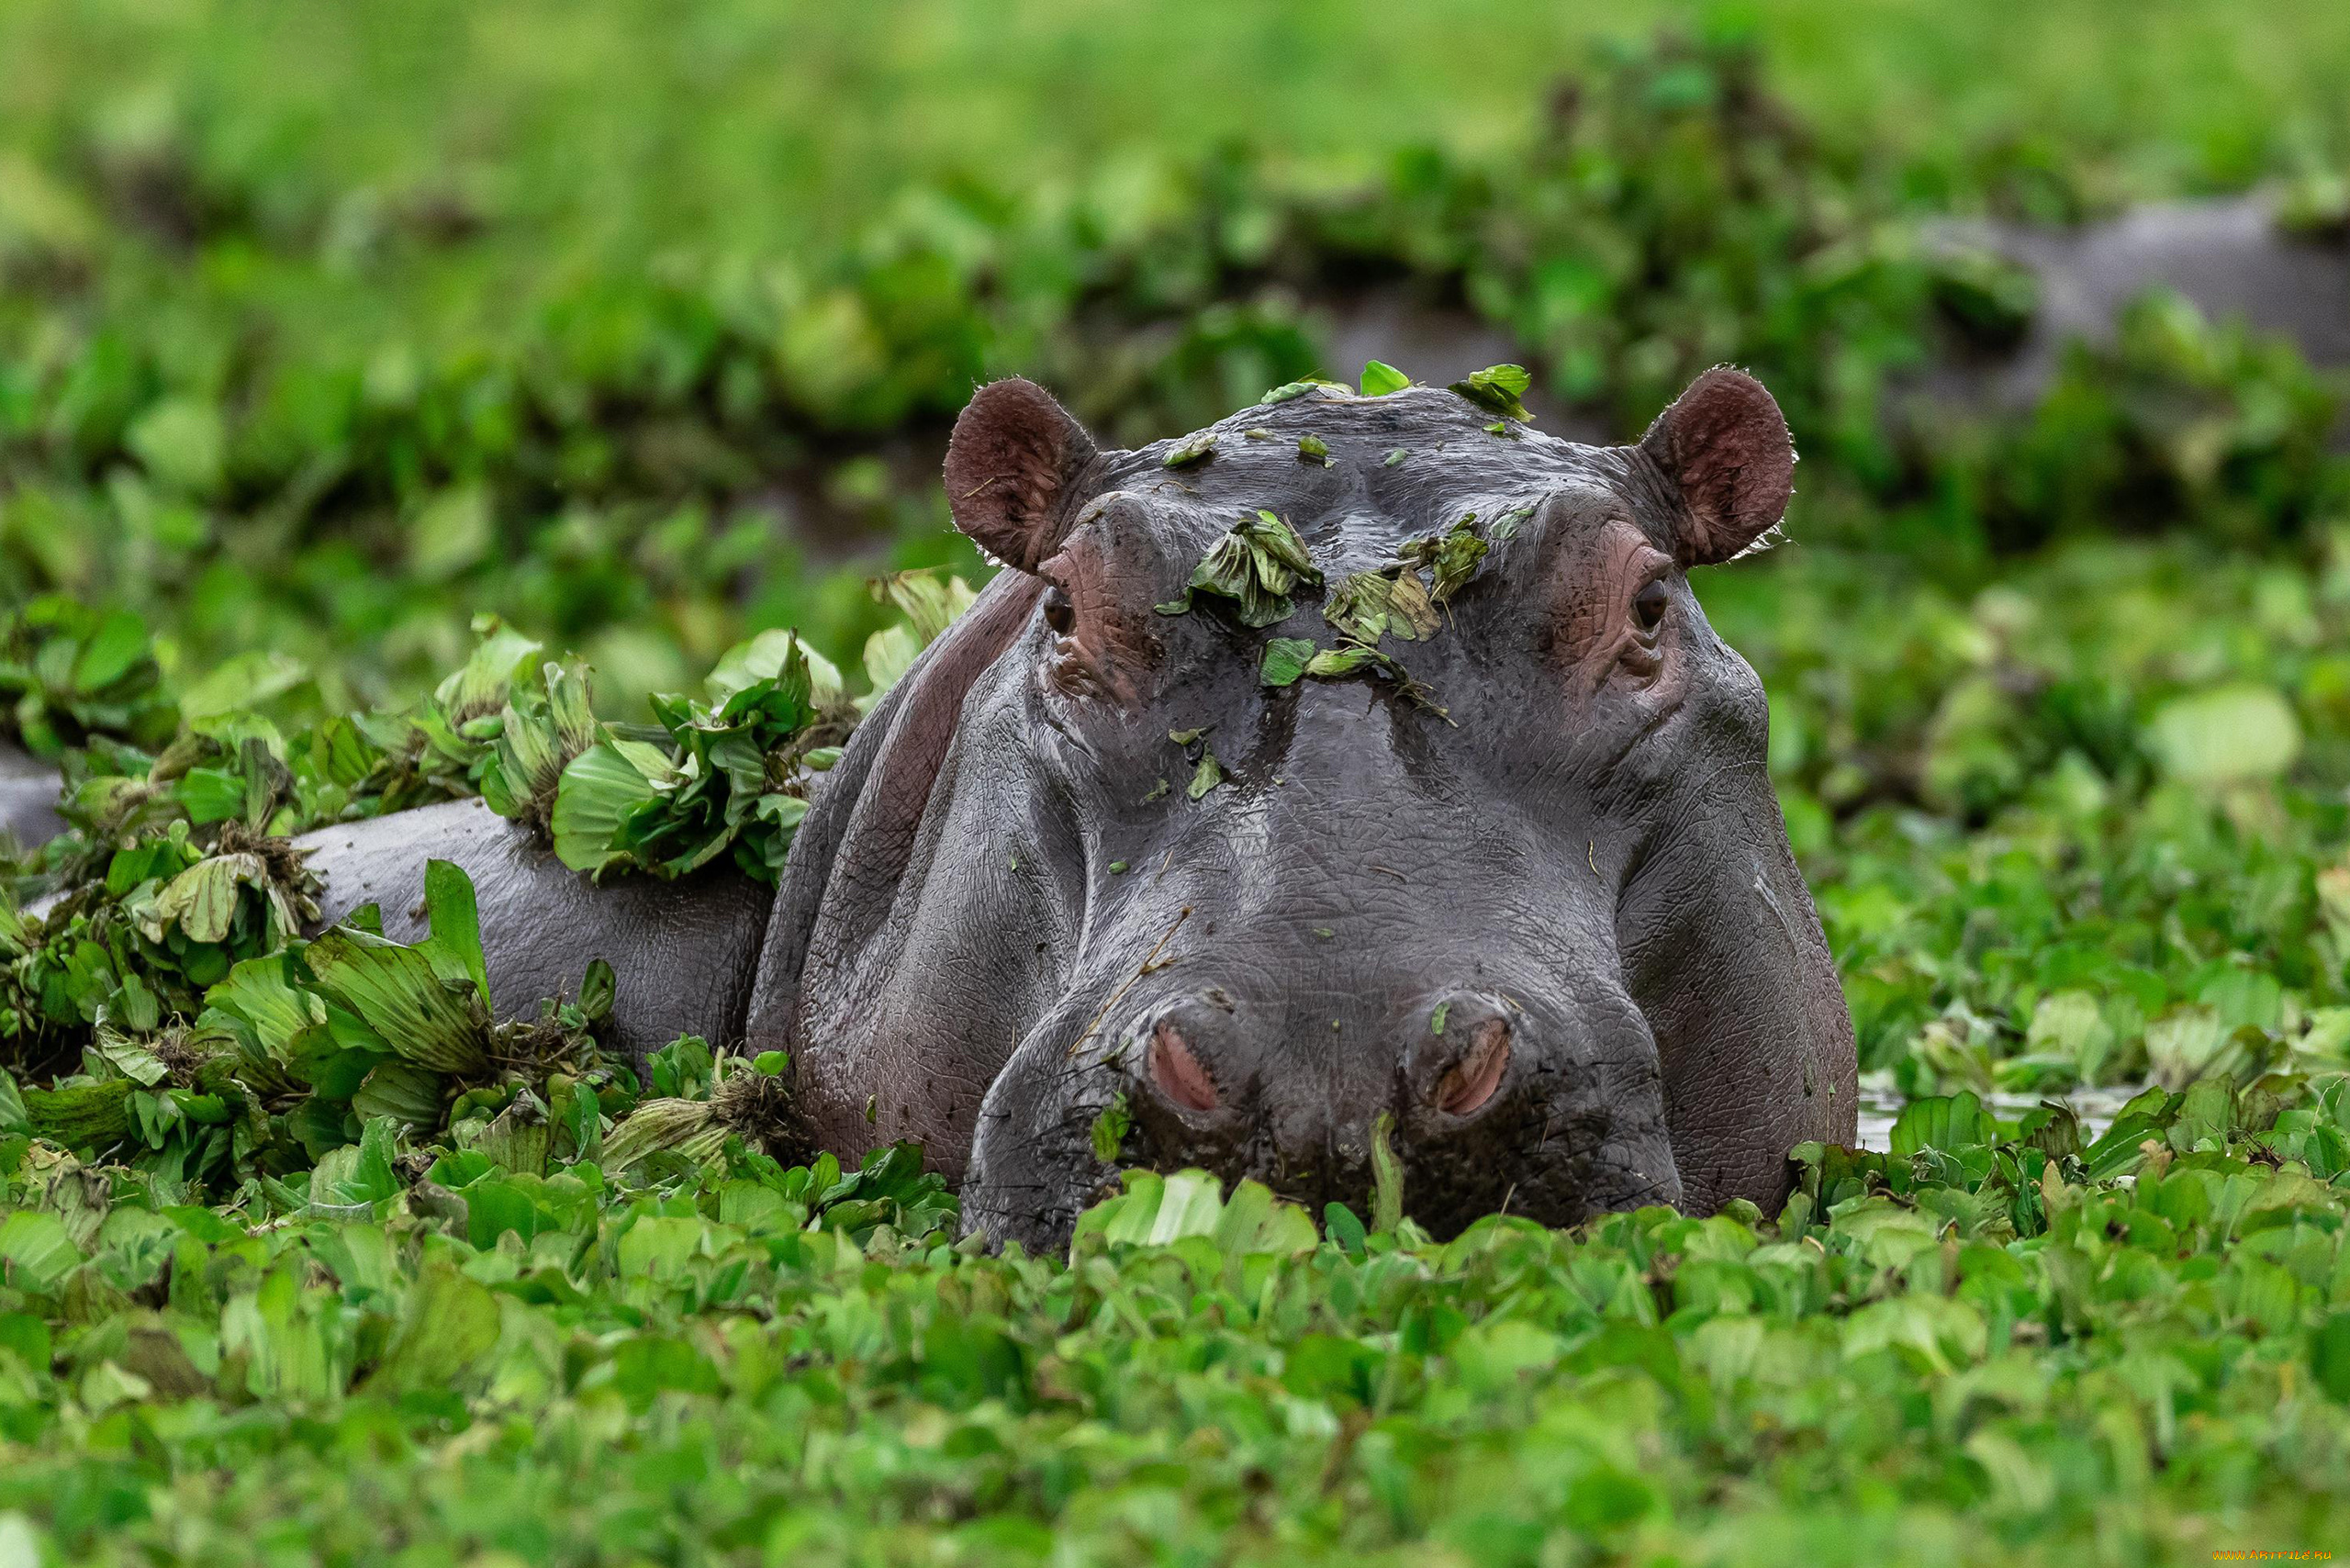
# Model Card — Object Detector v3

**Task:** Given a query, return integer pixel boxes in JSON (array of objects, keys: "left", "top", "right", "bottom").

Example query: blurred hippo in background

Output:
[{"left": 1926, "top": 194, "right": 2350, "bottom": 412}]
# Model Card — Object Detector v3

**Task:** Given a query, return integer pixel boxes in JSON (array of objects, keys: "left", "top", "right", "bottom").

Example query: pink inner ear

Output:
[
  {"left": 1641, "top": 366, "right": 1794, "bottom": 566},
  {"left": 943, "top": 378, "right": 1097, "bottom": 571}
]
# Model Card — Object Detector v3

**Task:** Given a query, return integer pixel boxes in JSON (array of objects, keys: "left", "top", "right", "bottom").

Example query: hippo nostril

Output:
[
  {"left": 1147, "top": 1021, "right": 1220, "bottom": 1113},
  {"left": 1434, "top": 1017, "right": 1512, "bottom": 1117}
]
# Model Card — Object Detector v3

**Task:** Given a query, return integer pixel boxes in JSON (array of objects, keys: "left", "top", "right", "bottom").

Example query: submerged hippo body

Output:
[{"left": 300, "top": 799, "right": 773, "bottom": 1063}]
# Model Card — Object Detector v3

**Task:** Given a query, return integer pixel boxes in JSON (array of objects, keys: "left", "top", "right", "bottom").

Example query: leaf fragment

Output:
[
  {"left": 1360, "top": 360, "right": 1410, "bottom": 397},
  {"left": 1091, "top": 1092, "right": 1131, "bottom": 1163},
  {"left": 1155, "top": 511, "right": 1325, "bottom": 627},
  {"left": 1259, "top": 377, "right": 1344, "bottom": 405},
  {"left": 1449, "top": 364, "right": 1535, "bottom": 421},
  {"left": 1162, "top": 431, "right": 1219, "bottom": 468},
  {"left": 1186, "top": 750, "right": 1226, "bottom": 801},
  {"left": 1260, "top": 637, "right": 1316, "bottom": 689}
]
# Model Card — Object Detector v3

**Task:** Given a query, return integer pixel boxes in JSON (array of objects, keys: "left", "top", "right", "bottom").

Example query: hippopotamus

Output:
[
  {"left": 743, "top": 370, "right": 1857, "bottom": 1244},
  {"left": 25, "top": 369, "right": 1863, "bottom": 1244},
  {"left": 318, "top": 368, "right": 1859, "bottom": 1242}
]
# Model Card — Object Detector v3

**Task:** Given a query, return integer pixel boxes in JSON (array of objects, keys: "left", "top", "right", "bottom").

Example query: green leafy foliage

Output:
[
  {"left": 0, "top": 1081, "right": 2346, "bottom": 1559},
  {"left": 5, "top": 11, "right": 2350, "bottom": 1555},
  {"left": 0, "top": 600, "right": 178, "bottom": 758}
]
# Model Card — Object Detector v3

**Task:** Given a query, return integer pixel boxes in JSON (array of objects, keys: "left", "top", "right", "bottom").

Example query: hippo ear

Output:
[
  {"left": 944, "top": 378, "right": 1100, "bottom": 571},
  {"left": 1638, "top": 367, "right": 1795, "bottom": 566}
]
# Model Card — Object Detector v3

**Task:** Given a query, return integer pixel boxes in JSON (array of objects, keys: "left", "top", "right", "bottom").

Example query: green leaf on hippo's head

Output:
[
  {"left": 1162, "top": 431, "right": 1218, "bottom": 468},
  {"left": 1403, "top": 515, "right": 1489, "bottom": 604},
  {"left": 1260, "top": 637, "right": 1315, "bottom": 689},
  {"left": 1259, "top": 376, "right": 1344, "bottom": 405},
  {"left": 1186, "top": 748, "right": 1227, "bottom": 801},
  {"left": 1325, "top": 569, "right": 1438, "bottom": 646},
  {"left": 1304, "top": 644, "right": 1388, "bottom": 679},
  {"left": 1449, "top": 364, "right": 1534, "bottom": 421},
  {"left": 1360, "top": 360, "right": 1410, "bottom": 397},
  {"left": 1297, "top": 434, "right": 1334, "bottom": 466},
  {"left": 1157, "top": 510, "right": 1326, "bottom": 628}
]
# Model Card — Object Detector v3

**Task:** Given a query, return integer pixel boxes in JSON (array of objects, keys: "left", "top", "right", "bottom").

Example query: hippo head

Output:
[{"left": 760, "top": 370, "right": 1856, "bottom": 1249}]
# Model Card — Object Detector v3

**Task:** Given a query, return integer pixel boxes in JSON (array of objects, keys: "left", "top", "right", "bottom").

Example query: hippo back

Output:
[{"left": 300, "top": 798, "right": 773, "bottom": 1063}]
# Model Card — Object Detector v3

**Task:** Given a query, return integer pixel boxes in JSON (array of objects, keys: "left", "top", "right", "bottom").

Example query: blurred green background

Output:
[{"left": 6, "top": 0, "right": 2350, "bottom": 1100}]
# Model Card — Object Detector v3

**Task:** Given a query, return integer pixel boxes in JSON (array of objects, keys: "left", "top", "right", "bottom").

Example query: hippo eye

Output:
[
  {"left": 1631, "top": 578, "right": 1670, "bottom": 635},
  {"left": 1042, "top": 588, "right": 1075, "bottom": 635}
]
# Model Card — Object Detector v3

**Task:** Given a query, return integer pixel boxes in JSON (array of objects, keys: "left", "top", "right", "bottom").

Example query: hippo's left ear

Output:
[
  {"left": 1639, "top": 366, "right": 1795, "bottom": 566},
  {"left": 944, "top": 377, "right": 1101, "bottom": 571}
]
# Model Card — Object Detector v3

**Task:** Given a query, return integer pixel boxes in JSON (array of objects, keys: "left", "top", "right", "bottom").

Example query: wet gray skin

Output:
[{"left": 748, "top": 369, "right": 1857, "bottom": 1248}]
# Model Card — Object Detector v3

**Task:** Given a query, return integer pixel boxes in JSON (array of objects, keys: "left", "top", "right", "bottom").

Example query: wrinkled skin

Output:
[{"left": 749, "top": 370, "right": 1856, "bottom": 1248}]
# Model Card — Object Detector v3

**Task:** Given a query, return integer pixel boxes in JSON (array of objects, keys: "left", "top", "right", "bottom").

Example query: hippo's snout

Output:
[{"left": 1115, "top": 980, "right": 1677, "bottom": 1234}]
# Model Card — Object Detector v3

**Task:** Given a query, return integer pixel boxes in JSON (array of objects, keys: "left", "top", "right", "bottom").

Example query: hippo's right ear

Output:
[
  {"left": 944, "top": 378, "right": 1100, "bottom": 571},
  {"left": 1639, "top": 366, "right": 1795, "bottom": 566}
]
